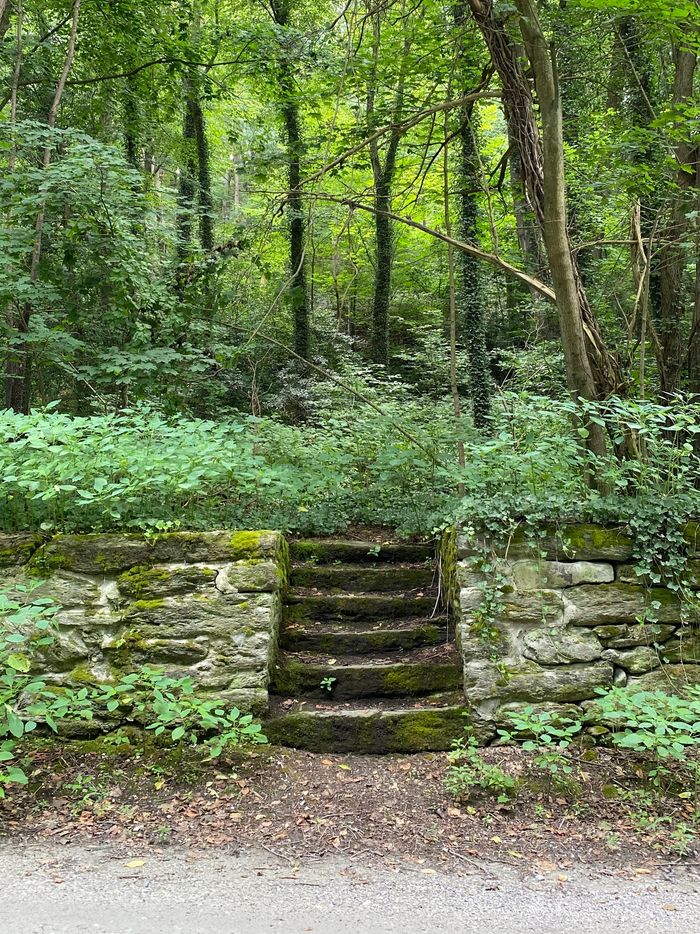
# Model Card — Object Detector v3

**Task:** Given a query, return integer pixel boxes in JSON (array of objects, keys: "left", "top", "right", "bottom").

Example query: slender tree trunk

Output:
[
  {"left": 657, "top": 46, "right": 697, "bottom": 395},
  {"left": 282, "top": 85, "right": 309, "bottom": 359},
  {"left": 4, "top": 0, "right": 80, "bottom": 413},
  {"left": 366, "top": 12, "right": 408, "bottom": 366},
  {"left": 269, "top": 0, "right": 310, "bottom": 360},
  {"left": 511, "top": 0, "right": 609, "bottom": 459},
  {"left": 176, "top": 92, "right": 196, "bottom": 265},
  {"left": 188, "top": 87, "right": 214, "bottom": 252},
  {"left": 457, "top": 108, "right": 490, "bottom": 426}
]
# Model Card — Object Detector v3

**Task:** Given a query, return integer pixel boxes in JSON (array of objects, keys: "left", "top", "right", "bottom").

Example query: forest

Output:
[{"left": 1, "top": 0, "right": 700, "bottom": 542}]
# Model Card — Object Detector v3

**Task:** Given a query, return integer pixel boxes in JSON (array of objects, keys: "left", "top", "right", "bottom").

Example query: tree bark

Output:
[
  {"left": 367, "top": 12, "right": 408, "bottom": 366},
  {"left": 657, "top": 45, "right": 697, "bottom": 395},
  {"left": 468, "top": 0, "right": 621, "bottom": 408},
  {"left": 4, "top": 0, "right": 80, "bottom": 413}
]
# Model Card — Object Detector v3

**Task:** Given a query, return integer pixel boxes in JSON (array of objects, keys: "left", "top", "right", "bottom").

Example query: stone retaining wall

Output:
[
  {"left": 454, "top": 524, "right": 700, "bottom": 734},
  {"left": 0, "top": 531, "right": 288, "bottom": 715}
]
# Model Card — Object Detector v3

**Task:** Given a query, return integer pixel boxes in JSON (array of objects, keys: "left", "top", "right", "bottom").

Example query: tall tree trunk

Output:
[
  {"left": 513, "top": 0, "right": 610, "bottom": 459},
  {"left": 457, "top": 107, "right": 490, "bottom": 426},
  {"left": 657, "top": 46, "right": 697, "bottom": 395},
  {"left": 176, "top": 93, "right": 196, "bottom": 265},
  {"left": 269, "top": 0, "right": 309, "bottom": 360},
  {"left": 282, "top": 82, "right": 309, "bottom": 359},
  {"left": 468, "top": 0, "right": 621, "bottom": 412},
  {"left": 366, "top": 11, "right": 408, "bottom": 366},
  {"left": 4, "top": 0, "right": 81, "bottom": 413},
  {"left": 188, "top": 85, "right": 214, "bottom": 252}
]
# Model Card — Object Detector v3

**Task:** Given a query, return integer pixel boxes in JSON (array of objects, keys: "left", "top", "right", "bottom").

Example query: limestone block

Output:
[
  {"left": 509, "top": 559, "right": 614, "bottom": 590},
  {"left": 602, "top": 646, "right": 661, "bottom": 674},
  {"left": 628, "top": 663, "right": 700, "bottom": 693},
  {"left": 659, "top": 630, "right": 700, "bottom": 664},
  {"left": 463, "top": 659, "right": 614, "bottom": 708},
  {"left": 148, "top": 530, "right": 284, "bottom": 565},
  {"left": 216, "top": 560, "right": 282, "bottom": 593},
  {"left": 116, "top": 564, "right": 218, "bottom": 600},
  {"left": 0, "top": 532, "right": 44, "bottom": 567},
  {"left": 593, "top": 622, "right": 677, "bottom": 648},
  {"left": 35, "top": 627, "right": 90, "bottom": 673},
  {"left": 499, "top": 589, "right": 565, "bottom": 626},
  {"left": 564, "top": 584, "right": 684, "bottom": 626},
  {"left": 120, "top": 592, "right": 276, "bottom": 638},
  {"left": 522, "top": 626, "right": 603, "bottom": 665},
  {"left": 458, "top": 524, "right": 634, "bottom": 562}
]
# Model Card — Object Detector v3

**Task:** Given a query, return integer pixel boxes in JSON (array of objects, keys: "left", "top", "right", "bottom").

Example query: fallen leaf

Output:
[{"left": 125, "top": 859, "right": 145, "bottom": 869}]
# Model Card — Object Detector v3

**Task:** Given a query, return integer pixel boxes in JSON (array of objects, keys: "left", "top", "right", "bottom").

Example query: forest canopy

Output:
[{"left": 1, "top": 0, "right": 700, "bottom": 537}]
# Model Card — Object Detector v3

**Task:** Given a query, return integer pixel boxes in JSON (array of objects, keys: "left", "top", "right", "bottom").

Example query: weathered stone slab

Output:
[
  {"left": 119, "top": 592, "right": 276, "bottom": 638},
  {"left": 458, "top": 524, "right": 634, "bottom": 562},
  {"left": 463, "top": 659, "right": 614, "bottom": 707},
  {"left": 508, "top": 559, "right": 614, "bottom": 589},
  {"left": 564, "top": 584, "right": 685, "bottom": 626},
  {"left": 34, "top": 530, "right": 286, "bottom": 576},
  {"left": 523, "top": 626, "right": 603, "bottom": 665},
  {"left": 628, "top": 663, "right": 700, "bottom": 693},
  {"left": 593, "top": 622, "right": 677, "bottom": 648},
  {"left": 659, "top": 630, "right": 700, "bottom": 663},
  {"left": 116, "top": 564, "right": 217, "bottom": 600},
  {"left": 216, "top": 560, "right": 283, "bottom": 593},
  {"left": 602, "top": 646, "right": 661, "bottom": 674},
  {"left": 0, "top": 532, "right": 44, "bottom": 567}
]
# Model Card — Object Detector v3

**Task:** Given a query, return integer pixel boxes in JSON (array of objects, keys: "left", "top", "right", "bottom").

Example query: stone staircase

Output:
[{"left": 264, "top": 538, "right": 466, "bottom": 753}]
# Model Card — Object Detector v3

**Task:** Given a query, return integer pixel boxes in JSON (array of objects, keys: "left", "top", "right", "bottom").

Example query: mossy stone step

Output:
[
  {"left": 281, "top": 618, "right": 449, "bottom": 654},
  {"left": 289, "top": 539, "right": 434, "bottom": 565},
  {"left": 284, "top": 593, "right": 437, "bottom": 622},
  {"left": 289, "top": 564, "right": 434, "bottom": 592},
  {"left": 270, "top": 657, "right": 462, "bottom": 699},
  {"left": 264, "top": 703, "right": 468, "bottom": 754}
]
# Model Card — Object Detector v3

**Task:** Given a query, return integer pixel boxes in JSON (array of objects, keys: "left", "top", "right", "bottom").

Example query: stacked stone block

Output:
[
  {"left": 455, "top": 524, "right": 700, "bottom": 731},
  {"left": 0, "top": 531, "right": 288, "bottom": 715}
]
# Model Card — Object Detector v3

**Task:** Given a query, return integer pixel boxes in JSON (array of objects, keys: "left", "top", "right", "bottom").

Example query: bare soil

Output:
[{"left": 2, "top": 742, "right": 698, "bottom": 877}]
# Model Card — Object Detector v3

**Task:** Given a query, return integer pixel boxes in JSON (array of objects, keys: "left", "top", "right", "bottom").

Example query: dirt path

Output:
[{"left": 3, "top": 841, "right": 700, "bottom": 934}]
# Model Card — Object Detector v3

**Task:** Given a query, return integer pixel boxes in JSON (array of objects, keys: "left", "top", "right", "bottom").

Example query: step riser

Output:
[
  {"left": 290, "top": 540, "right": 435, "bottom": 565},
  {"left": 271, "top": 661, "right": 462, "bottom": 700},
  {"left": 281, "top": 623, "right": 449, "bottom": 654},
  {"left": 264, "top": 707, "right": 467, "bottom": 754},
  {"left": 289, "top": 566, "right": 434, "bottom": 593},
  {"left": 285, "top": 595, "right": 437, "bottom": 622}
]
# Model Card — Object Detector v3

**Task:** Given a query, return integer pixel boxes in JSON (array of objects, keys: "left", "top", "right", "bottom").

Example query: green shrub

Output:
[{"left": 445, "top": 731, "right": 517, "bottom": 802}]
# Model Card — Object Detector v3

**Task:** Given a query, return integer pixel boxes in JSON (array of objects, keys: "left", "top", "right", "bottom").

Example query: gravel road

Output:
[{"left": 2, "top": 842, "right": 699, "bottom": 934}]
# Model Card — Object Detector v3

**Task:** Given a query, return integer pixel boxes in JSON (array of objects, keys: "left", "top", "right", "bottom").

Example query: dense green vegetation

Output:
[{"left": 1, "top": 0, "right": 700, "bottom": 537}]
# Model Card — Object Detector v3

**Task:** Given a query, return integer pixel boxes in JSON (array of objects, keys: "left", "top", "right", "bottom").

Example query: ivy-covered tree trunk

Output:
[
  {"left": 657, "top": 46, "right": 697, "bottom": 395},
  {"left": 370, "top": 175, "right": 393, "bottom": 365},
  {"left": 457, "top": 110, "right": 490, "bottom": 428},
  {"left": 176, "top": 96, "right": 196, "bottom": 265},
  {"left": 188, "top": 88, "right": 214, "bottom": 253},
  {"left": 282, "top": 88, "right": 310, "bottom": 360}
]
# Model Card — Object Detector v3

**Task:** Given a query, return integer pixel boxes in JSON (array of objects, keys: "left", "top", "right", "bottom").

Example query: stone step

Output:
[
  {"left": 284, "top": 593, "right": 438, "bottom": 622},
  {"left": 280, "top": 616, "right": 451, "bottom": 654},
  {"left": 264, "top": 696, "right": 467, "bottom": 753},
  {"left": 289, "top": 564, "right": 435, "bottom": 593},
  {"left": 289, "top": 539, "right": 435, "bottom": 565},
  {"left": 269, "top": 651, "right": 462, "bottom": 700}
]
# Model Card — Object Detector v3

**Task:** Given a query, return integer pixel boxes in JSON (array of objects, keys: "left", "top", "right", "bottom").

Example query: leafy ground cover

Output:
[
  {"left": 3, "top": 392, "right": 700, "bottom": 539},
  {"left": 1, "top": 742, "right": 698, "bottom": 876}
]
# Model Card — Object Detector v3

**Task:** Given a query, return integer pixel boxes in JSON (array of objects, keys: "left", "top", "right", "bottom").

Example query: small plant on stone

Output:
[
  {"left": 94, "top": 667, "right": 268, "bottom": 757},
  {"left": 498, "top": 707, "right": 583, "bottom": 796},
  {"left": 320, "top": 676, "right": 336, "bottom": 693},
  {"left": 445, "top": 730, "right": 517, "bottom": 802},
  {"left": 0, "top": 584, "right": 94, "bottom": 798}
]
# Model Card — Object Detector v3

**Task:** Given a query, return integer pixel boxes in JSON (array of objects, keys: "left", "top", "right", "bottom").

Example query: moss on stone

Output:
[{"left": 117, "top": 565, "right": 171, "bottom": 598}]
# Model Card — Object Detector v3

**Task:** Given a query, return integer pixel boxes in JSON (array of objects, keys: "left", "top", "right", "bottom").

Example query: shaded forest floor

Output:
[{"left": 1, "top": 742, "right": 699, "bottom": 880}]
